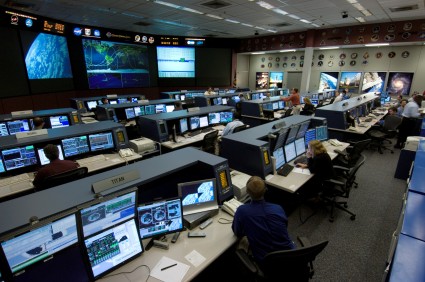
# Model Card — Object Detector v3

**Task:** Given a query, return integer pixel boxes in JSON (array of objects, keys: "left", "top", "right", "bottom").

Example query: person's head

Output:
[
  {"left": 127, "top": 97, "right": 132, "bottom": 102},
  {"left": 174, "top": 101, "right": 183, "bottom": 110},
  {"left": 304, "top": 97, "right": 312, "bottom": 105},
  {"left": 388, "top": 106, "right": 398, "bottom": 115},
  {"left": 413, "top": 95, "right": 423, "bottom": 107},
  {"left": 33, "top": 117, "right": 45, "bottom": 129},
  {"left": 207, "top": 87, "right": 213, "bottom": 92},
  {"left": 291, "top": 88, "right": 299, "bottom": 95},
  {"left": 400, "top": 99, "right": 408, "bottom": 108},
  {"left": 397, "top": 94, "right": 403, "bottom": 102},
  {"left": 239, "top": 93, "right": 244, "bottom": 99},
  {"left": 101, "top": 98, "right": 109, "bottom": 104},
  {"left": 246, "top": 176, "right": 266, "bottom": 201},
  {"left": 43, "top": 144, "right": 59, "bottom": 161},
  {"left": 308, "top": 140, "right": 327, "bottom": 158}
]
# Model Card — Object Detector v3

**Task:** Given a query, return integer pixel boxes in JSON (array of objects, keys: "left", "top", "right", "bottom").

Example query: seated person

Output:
[
  {"left": 33, "top": 144, "right": 80, "bottom": 188},
  {"left": 302, "top": 97, "right": 315, "bottom": 113},
  {"left": 232, "top": 176, "right": 295, "bottom": 265},
  {"left": 32, "top": 117, "right": 45, "bottom": 130},
  {"left": 333, "top": 91, "right": 343, "bottom": 103},
  {"left": 397, "top": 99, "right": 408, "bottom": 117},
  {"left": 204, "top": 87, "right": 216, "bottom": 95},
  {"left": 101, "top": 97, "right": 109, "bottom": 104},
  {"left": 238, "top": 93, "right": 246, "bottom": 102},
  {"left": 222, "top": 119, "right": 244, "bottom": 136},
  {"left": 296, "top": 140, "right": 335, "bottom": 181},
  {"left": 173, "top": 101, "right": 184, "bottom": 111}
]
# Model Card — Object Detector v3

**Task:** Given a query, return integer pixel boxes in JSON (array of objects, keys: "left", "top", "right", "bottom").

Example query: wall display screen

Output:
[
  {"left": 362, "top": 72, "right": 386, "bottom": 93},
  {"left": 157, "top": 46, "right": 195, "bottom": 78},
  {"left": 386, "top": 72, "right": 414, "bottom": 95},
  {"left": 269, "top": 72, "right": 283, "bottom": 88},
  {"left": 339, "top": 72, "right": 361, "bottom": 92},
  {"left": 256, "top": 72, "right": 269, "bottom": 89},
  {"left": 83, "top": 39, "right": 150, "bottom": 89},
  {"left": 319, "top": 72, "right": 338, "bottom": 91}
]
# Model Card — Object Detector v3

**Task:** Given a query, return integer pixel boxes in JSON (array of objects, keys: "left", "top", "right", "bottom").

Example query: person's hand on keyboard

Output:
[{"left": 296, "top": 163, "right": 308, "bottom": 168}]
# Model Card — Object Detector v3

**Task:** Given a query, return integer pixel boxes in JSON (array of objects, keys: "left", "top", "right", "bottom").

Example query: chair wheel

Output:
[
  {"left": 350, "top": 215, "right": 356, "bottom": 220},
  {"left": 329, "top": 217, "right": 334, "bottom": 222},
  {"left": 391, "top": 151, "right": 394, "bottom": 154},
  {"left": 344, "top": 204, "right": 348, "bottom": 208}
]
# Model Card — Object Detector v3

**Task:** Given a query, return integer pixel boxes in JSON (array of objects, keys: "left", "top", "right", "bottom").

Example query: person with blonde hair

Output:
[
  {"left": 302, "top": 97, "right": 315, "bottom": 113},
  {"left": 296, "top": 140, "right": 335, "bottom": 181}
]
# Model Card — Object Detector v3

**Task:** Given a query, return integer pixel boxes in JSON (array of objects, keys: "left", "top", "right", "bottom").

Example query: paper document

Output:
[
  {"left": 185, "top": 250, "right": 206, "bottom": 267},
  {"left": 151, "top": 256, "right": 190, "bottom": 282},
  {"left": 292, "top": 167, "right": 311, "bottom": 175}
]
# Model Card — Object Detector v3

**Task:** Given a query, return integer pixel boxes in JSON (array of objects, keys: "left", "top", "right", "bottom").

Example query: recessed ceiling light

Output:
[
  {"left": 300, "top": 19, "right": 311, "bottom": 24},
  {"left": 360, "top": 9, "right": 372, "bottom": 16},
  {"left": 319, "top": 47, "right": 340, "bottom": 50},
  {"left": 273, "top": 8, "right": 288, "bottom": 15},
  {"left": 206, "top": 14, "right": 223, "bottom": 19},
  {"left": 256, "top": 1, "right": 274, "bottom": 9},
  {"left": 364, "top": 43, "right": 389, "bottom": 47},
  {"left": 311, "top": 23, "right": 320, "bottom": 27},
  {"left": 280, "top": 49, "right": 296, "bottom": 52},
  {"left": 288, "top": 14, "right": 301, "bottom": 20},
  {"left": 154, "top": 0, "right": 180, "bottom": 9},
  {"left": 252, "top": 52, "right": 266, "bottom": 55},
  {"left": 255, "top": 26, "right": 267, "bottom": 30},
  {"left": 267, "top": 29, "right": 278, "bottom": 33},
  {"left": 182, "top": 7, "right": 204, "bottom": 14},
  {"left": 355, "top": 17, "right": 366, "bottom": 23}
]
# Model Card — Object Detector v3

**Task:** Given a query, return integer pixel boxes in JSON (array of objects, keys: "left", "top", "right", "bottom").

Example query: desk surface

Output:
[
  {"left": 401, "top": 191, "right": 425, "bottom": 242},
  {"left": 103, "top": 210, "right": 236, "bottom": 282},
  {"left": 328, "top": 111, "right": 386, "bottom": 134},
  {"left": 162, "top": 125, "right": 224, "bottom": 149},
  {"left": 409, "top": 165, "right": 425, "bottom": 195}
]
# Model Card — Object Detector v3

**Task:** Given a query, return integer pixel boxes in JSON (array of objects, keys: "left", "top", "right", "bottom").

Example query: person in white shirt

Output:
[
  {"left": 396, "top": 95, "right": 423, "bottom": 148},
  {"left": 205, "top": 87, "right": 216, "bottom": 95},
  {"left": 333, "top": 91, "right": 343, "bottom": 103},
  {"left": 222, "top": 120, "right": 244, "bottom": 136}
]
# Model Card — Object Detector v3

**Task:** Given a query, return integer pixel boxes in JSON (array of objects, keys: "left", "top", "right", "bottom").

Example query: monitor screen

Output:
[
  {"left": 86, "top": 101, "right": 98, "bottom": 110},
  {"left": 263, "top": 103, "right": 272, "bottom": 111},
  {"left": 296, "top": 122, "right": 310, "bottom": 140},
  {"left": 49, "top": 116, "right": 70, "bottom": 129},
  {"left": 137, "top": 198, "right": 183, "bottom": 240},
  {"left": 180, "top": 94, "right": 186, "bottom": 101},
  {"left": 316, "top": 125, "right": 328, "bottom": 141},
  {"left": 2, "top": 145, "right": 38, "bottom": 171},
  {"left": 80, "top": 190, "right": 137, "bottom": 237},
  {"left": 155, "top": 104, "right": 166, "bottom": 113},
  {"left": 216, "top": 97, "right": 222, "bottom": 105},
  {"left": 295, "top": 138, "right": 306, "bottom": 156},
  {"left": 220, "top": 112, "right": 233, "bottom": 123},
  {"left": 177, "top": 178, "right": 218, "bottom": 216},
  {"left": 83, "top": 219, "right": 142, "bottom": 279},
  {"left": 0, "top": 122, "right": 9, "bottom": 137},
  {"left": 232, "top": 96, "right": 240, "bottom": 103},
  {"left": 273, "top": 147, "right": 286, "bottom": 170},
  {"left": 284, "top": 142, "right": 297, "bottom": 162},
  {"left": 7, "top": 120, "right": 30, "bottom": 135},
  {"left": 109, "top": 100, "right": 117, "bottom": 105},
  {"left": 252, "top": 94, "right": 260, "bottom": 100},
  {"left": 272, "top": 102, "right": 278, "bottom": 110},
  {"left": 117, "top": 98, "right": 127, "bottom": 104},
  {"left": 88, "top": 132, "right": 115, "bottom": 152},
  {"left": 166, "top": 105, "right": 175, "bottom": 112},
  {"left": 61, "top": 136, "right": 89, "bottom": 158},
  {"left": 271, "top": 127, "right": 289, "bottom": 151},
  {"left": 124, "top": 108, "right": 135, "bottom": 120},
  {"left": 222, "top": 98, "right": 228, "bottom": 105},
  {"left": 179, "top": 118, "right": 188, "bottom": 133},
  {"left": 157, "top": 46, "right": 195, "bottom": 78},
  {"left": 37, "top": 145, "right": 64, "bottom": 166},
  {"left": 189, "top": 116, "right": 200, "bottom": 130},
  {"left": 1, "top": 213, "right": 78, "bottom": 274},
  {"left": 305, "top": 128, "right": 316, "bottom": 147},
  {"left": 278, "top": 101, "right": 285, "bottom": 109},
  {"left": 144, "top": 105, "right": 155, "bottom": 115},
  {"left": 199, "top": 116, "right": 209, "bottom": 128},
  {"left": 208, "top": 113, "right": 220, "bottom": 125},
  {"left": 0, "top": 160, "right": 5, "bottom": 174},
  {"left": 286, "top": 125, "right": 300, "bottom": 145},
  {"left": 134, "top": 106, "right": 145, "bottom": 116}
]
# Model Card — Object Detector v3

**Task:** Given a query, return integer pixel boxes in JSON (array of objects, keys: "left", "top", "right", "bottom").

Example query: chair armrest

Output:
[
  {"left": 333, "top": 165, "right": 350, "bottom": 172},
  {"left": 324, "top": 178, "right": 345, "bottom": 186},
  {"left": 334, "top": 149, "right": 347, "bottom": 157},
  {"left": 297, "top": 236, "right": 311, "bottom": 247},
  {"left": 235, "top": 249, "right": 258, "bottom": 274}
]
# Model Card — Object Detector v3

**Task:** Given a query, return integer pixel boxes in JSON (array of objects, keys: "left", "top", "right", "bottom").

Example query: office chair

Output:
[
  {"left": 334, "top": 139, "right": 370, "bottom": 169},
  {"left": 283, "top": 108, "right": 292, "bottom": 117},
  {"left": 321, "top": 154, "right": 366, "bottom": 222},
  {"left": 300, "top": 109, "right": 314, "bottom": 116},
  {"left": 233, "top": 124, "right": 249, "bottom": 133},
  {"left": 235, "top": 237, "right": 328, "bottom": 282},
  {"left": 35, "top": 167, "right": 88, "bottom": 191},
  {"left": 329, "top": 97, "right": 335, "bottom": 104},
  {"left": 368, "top": 115, "right": 401, "bottom": 154},
  {"left": 202, "top": 130, "right": 219, "bottom": 154}
]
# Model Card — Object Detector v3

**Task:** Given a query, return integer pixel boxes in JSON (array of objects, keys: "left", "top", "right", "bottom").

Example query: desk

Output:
[
  {"left": 265, "top": 141, "right": 350, "bottom": 193},
  {"left": 104, "top": 210, "right": 236, "bottom": 282},
  {"left": 401, "top": 191, "right": 425, "bottom": 242},
  {"left": 162, "top": 125, "right": 224, "bottom": 150},
  {"left": 328, "top": 111, "right": 386, "bottom": 135},
  {"left": 408, "top": 165, "right": 425, "bottom": 195}
]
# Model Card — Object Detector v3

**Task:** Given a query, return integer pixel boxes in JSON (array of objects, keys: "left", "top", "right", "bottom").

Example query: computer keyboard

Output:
[
  {"left": 202, "top": 127, "right": 214, "bottom": 133},
  {"left": 187, "top": 130, "right": 202, "bottom": 137},
  {"left": 294, "top": 156, "right": 308, "bottom": 165},
  {"left": 77, "top": 154, "right": 106, "bottom": 165},
  {"left": 364, "top": 118, "right": 373, "bottom": 122},
  {"left": 277, "top": 164, "right": 294, "bottom": 177},
  {"left": 0, "top": 173, "right": 31, "bottom": 187}
]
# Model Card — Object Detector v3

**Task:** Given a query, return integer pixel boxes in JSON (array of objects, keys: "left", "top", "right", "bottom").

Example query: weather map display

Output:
[{"left": 82, "top": 39, "right": 150, "bottom": 89}]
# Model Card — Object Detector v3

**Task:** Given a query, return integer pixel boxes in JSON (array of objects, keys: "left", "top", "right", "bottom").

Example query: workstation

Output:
[
  {"left": 240, "top": 96, "right": 288, "bottom": 126},
  {"left": 70, "top": 94, "right": 145, "bottom": 113}
]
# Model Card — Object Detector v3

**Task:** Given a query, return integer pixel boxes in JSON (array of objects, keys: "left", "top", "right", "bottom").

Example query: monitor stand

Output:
[
  {"left": 183, "top": 208, "right": 219, "bottom": 230},
  {"left": 145, "top": 235, "right": 166, "bottom": 251}
]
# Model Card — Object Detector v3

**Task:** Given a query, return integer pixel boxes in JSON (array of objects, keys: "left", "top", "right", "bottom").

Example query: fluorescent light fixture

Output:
[
  {"left": 352, "top": 3, "right": 364, "bottom": 10},
  {"left": 122, "top": 12, "right": 144, "bottom": 19},
  {"left": 182, "top": 7, "right": 204, "bottom": 14},
  {"left": 256, "top": 1, "right": 275, "bottom": 9},
  {"left": 346, "top": 0, "right": 358, "bottom": 3},
  {"left": 364, "top": 43, "right": 389, "bottom": 47},
  {"left": 288, "top": 14, "right": 301, "bottom": 20},
  {"left": 206, "top": 14, "right": 223, "bottom": 19},
  {"left": 241, "top": 23, "right": 254, "bottom": 27},
  {"left": 273, "top": 8, "right": 288, "bottom": 15},
  {"left": 280, "top": 49, "right": 296, "bottom": 52},
  {"left": 355, "top": 17, "right": 366, "bottom": 23},
  {"left": 319, "top": 46, "right": 340, "bottom": 50},
  {"left": 154, "top": 0, "right": 180, "bottom": 9},
  {"left": 300, "top": 19, "right": 311, "bottom": 24},
  {"left": 252, "top": 52, "right": 266, "bottom": 55},
  {"left": 360, "top": 9, "right": 372, "bottom": 16},
  {"left": 255, "top": 26, "right": 267, "bottom": 30},
  {"left": 311, "top": 23, "right": 320, "bottom": 27},
  {"left": 225, "top": 19, "right": 240, "bottom": 24},
  {"left": 267, "top": 29, "right": 278, "bottom": 33}
]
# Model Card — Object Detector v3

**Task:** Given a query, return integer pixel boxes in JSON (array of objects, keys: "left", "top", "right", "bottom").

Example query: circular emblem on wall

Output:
[
  {"left": 328, "top": 61, "right": 333, "bottom": 67},
  {"left": 318, "top": 61, "right": 323, "bottom": 67},
  {"left": 283, "top": 63, "right": 287, "bottom": 68},
  {"left": 340, "top": 53, "right": 346, "bottom": 59},
  {"left": 372, "top": 26, "right": 380, "bottom": 33},
  {"left": 291, "top": 63, "right": 296, "bottom": 68},
  {"left": 387, "top": 24, "right": 395, "bottom": 32},
  {"left": 350, "top": 60, "right": 356, "bottom": 66},
  {"left": 283, "top": 56, "right": 288, "bottom": 61},
  {"left": 351, "top": 53, "right": 358, "bottom": 59},
  {"left": 362, "top": 60, "right": 368, "bottom": 65},
  {"left": 357, "top": 36, "right": 364, "bottom": 43},
  {"left": 268, "top": 57, "right": 273, "bottom": 61},
  {"left": 401, "top": 51, "right": 410, "bottom": 58},
  {"left": 300, "top": 61, "right": 304, "bottom": 67},
  {"left": 275, "top": 63, "right": 280, "bottom": 68},
  {"left": 300, "top": 55, "right": 304, "bottom": 60},
  {"left": 388, "top": 51, "right": 396, "bottom": 58},
  {"left": 330, "top": 55, "right": 334, "bottom": 59},
  {"left": 318, "top": 54, "right": 325, "bottom": 60},
  {"left": 339, "top": 60, "right": 345, "bottom": 67},
  {"left": 291, "top": 55, "right": 297, "bottom": 60},
  {"left": 402, "top": 32, "right": 411, "bottom": 40},
  {"left": 261, "top": 64, "right": 265, "bottom": 68},
  {"left": 261, "top": 57, "right": 265, "bottom": 62},
  {"left": 371, "top": 34, "right": 379, "bottom": 41},
  {"left": 268, "top": 63, "right": 272, "bottom": 68},
  {"left": 299, "top": 33, "right": 305, "bottom": 39},
  {"left": 275, "top": 57, "right": 280, "bottom": 62},
  {"left": 363, "top": 52, "right": 369, "bottom": 59},
  {"left": 376, "top": 52, "right": 382, "bottom": 59},
  {"left": 403, "top": 22, "right": 412, "bottom": 31},
  {"left": 385, "top": 34, "right": 395, "bottom": 41},
  {"left": 344, "top": 37, "right": 350, "bottom": 44},
  {"left": 358, "top": 27, "right": 365, "bottom": 33}
]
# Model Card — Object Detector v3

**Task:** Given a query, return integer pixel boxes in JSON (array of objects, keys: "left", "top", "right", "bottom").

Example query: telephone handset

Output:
[
  {"left": 221, "top": 198, "right": 244, "bottom": 216},
  {"left": 119, "top": 148, "right": 134, "bottom": 158}
]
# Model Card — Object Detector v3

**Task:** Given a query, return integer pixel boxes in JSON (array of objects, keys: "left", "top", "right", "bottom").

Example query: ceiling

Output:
[{"left": 3, "top": 0, "right": 425, "bottom": 38}]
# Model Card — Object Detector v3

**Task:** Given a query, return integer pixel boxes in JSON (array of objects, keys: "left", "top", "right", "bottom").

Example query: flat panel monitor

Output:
[
  {"left": 305, "top": 128, "right": 316, "bottom": 147},
  {"left": 0, "top": 122, "right": 9, "bottom": 137},
  {"left": 86, "top": 101, "right": 98, "bottom": 110},
  {"left": 262, "top": 103, "right": 272, "bottom": 111},
  {"left": 144, "top": 105, "right": 155, "bottom": 115},
  {"left": 174, "top": 94, "right": 180, "bottom": 100},
  {"left": 180, "top": 94, "right": 186, "bottom": 101},
  {"left": 37, "top": 145, "right": 64, "bottom": 166},
  {"left": 137, "top": 198, "right": 183, "bottom": 242},
  {"left": 61, "top": 136, "right": 89, "bottom": 158},
  {"left": 272, "top": 102, "right": 279, "bottom": 110},
  {"left": 232, "top": 96, "right": 240, "bottom": 103},
  {"left": 88, "top": 132, "right": 115, "bottom": 152},
  {"left": 49, "top": 116, "right": 69, "bottom": 129},
  {"left": 83, "top": 219, "right": 142, "bottom": 279},
  {"left": 295, "top": 138, "right": 306, "bottom": 156},
  {"left": 124, "top": 108, "right": 135, "bottom": 119},
  {"left": 178, "top": 178, "right": 218, "bottom": 216},
  {"left": 284, "top": 142, "right": 297, "bottom": 162},
  {"left": 208, "top": 113, "right": 220, "bottom": 125},
  {"left": 199, "top": 116, "right": 209, "bottom": 128},
  {"left": 155, "top": 104, "right": 166, "bottom": 113},
  {"left": 252, "top": 93, "right": 260, "bottom": 100},
  {"left": 296, "top": 122, "right": 310, "bottom": 140},
  {"left": 0, "top": 212, "right": 78, "bottom": 275},
  {"left": 157, "top": 46, "right": 195, "bottom": 78},
  {"left": 220, "top": 112, "right": 233, "bottom": 123},
  {"left": 278, "top": 101, "right": 285, "bottom": 109},
  {"left": 109, "top": 100, "right": 117, "bottom": 105},
  {"left": 216, "top": 97, "right": 222, "bottom": 105},
  {"left": 189, "top": 116, "right": 200, "bottom": 130},
  {"left": 316, "top": 125, "right": 328, "bottom": 141},
  {"left": 166, "top": 105, "right": 175, "bottom": 112},
  {"left": 285, "top": 125, "right": 300, "bottom": 145},
  {"left": 117, "top": 98, "right": 127, "bottom": 104},
  {"left": 80, "top": 190, "right": 137, "bottom": 237},
  {"left": 270, "top": 127, "right": 289, "bottom": 152},
  {"left": 0, "top": 160, "right": 5, "bottom": 174},
  {"left": 6, "top": 120, "right": 30, "bottom": 135},
  {"left": 2, "top": 145, "right": 38, "bottom": 171},
  {"left": 179, "top": 118, "right": 188, "bottom": 133},
  {"left": 272, "top": 147, "right": 286, "bottom": 171},
  {"left": 134, "top": 106, "right": 145, "bottom": 116},
  {"left": 222, "top": 98, "right": 228, "bottom": 105}
]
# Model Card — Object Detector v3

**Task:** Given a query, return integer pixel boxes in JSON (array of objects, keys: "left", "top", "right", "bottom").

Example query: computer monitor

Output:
[
  {"left": 252, "top": 93, "right": 260, "bottom": 100},
  {"left": 124, "top": 108, "right": 135, "bottom": 119},
  {"left": 263, "top": 103, "right": 273, "bottom": 111},
  {"left": 0, "top": 122, "right": 9, "bottom": 136},
  {"left": 137, "top": 198, "right": 183, "bottom": 248},
  {"left": 285, "top": 125, "right": 300, "bottom": 145},
  {"left": 88, "top": 132, "right": 115, "bottom": 152},
  {"left": 199, "top": 116, "right": 209, "bottom": 128},
  {"left": 189, "top": 116, "right": 200, "bottom": 130},
  {"left": 109, "top": 100, "right": 117, "bottom": 105},
  {"left": 166, "top": 105, "right": 175, "bottom": 112},
  {"left": 316, "top": 125, "right": 328, "bottom": 141},
  {"left": 144, "top": 105, "right": 155, "bottom": 115},
  {"left": 272, "top": 102, "right": 279, "bottom": 110},
  {"left": 61, "top": 135, "right": 90, "bottom": 158},
  {"left": 216, "top": 97, "right": 222, "bottom": 105},
  {"left": 86, "top": 100, "right": 98, "bottom": 110},
  {"left": 284, "top": 142, "right": 297, "bottom": 162},
  {"left": 295, "top": 137, "right": 306, "bottom": 156},
  {"left": 295, "top": 121, "right": 310, "bottom": 140},
  {"left": 83, "top": 219, "right": 142, "bottom": 279},
  {"left": 177, "top": 178, "right": 218, "bottom": 216},
  {"left": 134, "top": 106, "right": 145, "bottom": 116},
  {"left": 155, "top": 104, "right": 166, "bottom": 113},
  {"left": 220, "top": 112, "right": 233, "bottom": 123},
  {"left": 208, "top": 113, "right": 220, "bottom": 125},
  {"left": 80, "top": 190, "right": 137, "bottom": 237},
  {"left": 304, "top": 128, "right": 316, "bottom": 147},
  {"left": 37, "top": 145, "right": 65, "bottom": 165},
  {"left": 232, "top": 96, "right": 240, "bottom": 103},
  {"left": 272, "top": 147, "right": 286, "bottom": 171},
  {"left": 49, "top": 116, "right": 70, "bottom": 129},
  {"left": 117, "top": 98, "right": 127, "bottom": 104},
  {"left": 222, "top": 98, "right": 228, "bottom": 105},
  {"left": 180, "top": 94, "right": 186, "bottom": 101},
  {"left": 1, "top": 145, "right": 38, "bottom": 171},
  {"left": 278, "top": 101, "right": 285, "bottom": 109},
  {"left": 6, "top": 120, "right": 30, "bottom": 135},
  {"left": 0, "top": 160, "right": 5, "bottom": 174},
  {"left": 269, "top": 127, "right": 289, "bottom": 152}
]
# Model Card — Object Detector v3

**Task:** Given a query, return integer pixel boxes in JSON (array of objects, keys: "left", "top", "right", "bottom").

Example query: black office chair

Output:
[
  {"left": 329, "top": 97, "right": 336, "bottom": 104},
  {"left": 235, "top": 237, "right": 328, "bottom": 282},
  {"left": 202, "top": 130, "right": 219, "bottom": 154},
  {"left": 300, "top": 109, "right": 314, "bottom": 116},
  {"left": 233, "top": 124, "right": 249, "bottom": 133},
  {"left": 368, "top": 115, "right": 401, "bottom": 154},
  {"left": 283, "top": 108, "right": 292, "bottom": 117},
  {"left": 321, "top": 154, "right": 366, "bottom": 222},
  {"left": 334, "top": 139, "right": 370, "bottom": 169},
  {"left": 35, "top": 167, "right": 88, "bottom": 191}
]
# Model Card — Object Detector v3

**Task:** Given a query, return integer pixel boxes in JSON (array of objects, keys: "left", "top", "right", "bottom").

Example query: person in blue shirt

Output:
[
  {"left": 222, "top": 119, "right": 244, "bottom": 136},
  {"left": 232, "top": 176, "right": 295, "bottom": 265}
]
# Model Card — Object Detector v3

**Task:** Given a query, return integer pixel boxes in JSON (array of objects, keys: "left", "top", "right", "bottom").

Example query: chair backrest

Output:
[
  {"left": 233, "top": 124, "right": 248, "bottom": 133},
  {"left": 202, "top": 130, "right": 218, "bottom": 153},
  {"left": 329, "top": 97, "right": 335, "bottom": 104},
  {"left": 383, "top": 115, "right": 402, "bottom": 131},
  {"left": 300, "top": 110, "right": 314, "bottom": 116},
  {"left": 347, "top": 139, "right": 370, "bottom": 167},
  {"left": 346, "top": 154, "right": 366, "bottom": 189},
  {"left": 262, "top": 241, "right": 329, "bottom": 281},
  {"left": 283, "top": 108, "right": 292, "bottom": 117},
  {"left": 37, "top": 167, "right": 89, "bottom": 191}
]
